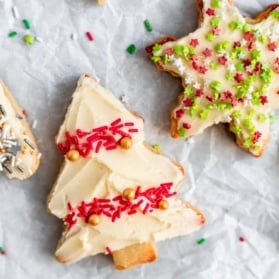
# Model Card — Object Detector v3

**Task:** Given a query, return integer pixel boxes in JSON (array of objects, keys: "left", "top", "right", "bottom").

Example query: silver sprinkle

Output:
[
  {"left": 24, "top": 138, "right": 35, "bottom": 150},
  {"left": 17, "top": 165, "right": 24, "bottom": 173},
  {"left": 12, "top": 6, "right": 19, "bottom": 19},
  {"left": 32, "top": 120, "right": 38, "bottom": 129},
  {"left": 0, "top": 105, "right": 6, "bottom": 116}
]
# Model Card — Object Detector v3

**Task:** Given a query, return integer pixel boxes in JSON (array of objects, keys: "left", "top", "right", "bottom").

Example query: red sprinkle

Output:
[
  {"left": 196, "top": 89, "right": 204, "bottom": 97},
  {"left": 175, "top": 109, "right": 184, "bottom": 118},
  {"left": 183, "top": 97, "right": 193, "bottom": 107},
  {"left": 86, "top": 31, "right": 94, "bottom": 41},
  {"left": 239, "top": 236, "right": 245, "bottom": 242},
  {"left": 165, "top": 48, "right": 174, "bottom": 55},
  {"left": 212, "top": 27, "right": 221, "bottom": 36},
  {"left": 206, "top": 8, "right": 215, "bottom": 16},
  {"left": 253, "top": 131, "right": 262, "bottom": 144},
  {"left": 268, "top": 42, "right": 277, "bottom": 52},
  {"left": 105, "top": 246, "right": 113, "bottom": 255},
  {"left": 202, "top": 48, "right": 212, "bottom": 57},
  {"left": 190, "top": 38, "right": 199, "bottom": 47},
  {"left": 243, "top": 31, "right": 254, "bottom": 41},
  {"left": 234, "top": 73, "right": 244, "bottom": 83},
  {"left": 22, "top": 109, "right": 28, "bottom": 117},
  {"left": 260, "top": 95, "right": 268, "bottom": 105},
  {"left": 218, "top": 56, "right": 228, "bottom": 65}
]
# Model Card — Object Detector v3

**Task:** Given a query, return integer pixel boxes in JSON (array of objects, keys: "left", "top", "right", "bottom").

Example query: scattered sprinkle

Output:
[
  {"left": 8, "top": 31, "right": 17, "bottom": 38},
  {"left": 239, "top": 236, "right": 245, "bottom": 242},
  {"left": 35, "top": 37, "right": 43, "bottom": 43},
  {"left": 127, "top": 44, "right": 137, "bottom": 54},
  {"left": 22, "top": 109, "right": 28, "bottom": 117},
  {"left": 197, "top": 238, "right": 206, "bottom": 245},
  {"left": 0, "top": 246, "right": 6, "bottom": 255},
  {"left": 22, "top": 19, "right": 31, "bottom": 30},
  {"left": 12, "top": 6, "right": 19, "bottom": 19},
  {"left": 32, "top": 120, "right": 38, "bottom": 129},
  {"left": 105, "top": 246, "right": 113, "bottom": 255},
  {"left": 153, "top": 144, "right": 161, "bottom": 152},
  {"left": 71, "top": 33, "right": 77, "bottom": 40},
  {"left": 144, "top": 19, "right": 153, "bottom": 32},
  {"left": 23, "top": 34, "right": 35, "bottom": 45},
  {"left": 86, "top": 31, "right": 94, "bottom": 41}
]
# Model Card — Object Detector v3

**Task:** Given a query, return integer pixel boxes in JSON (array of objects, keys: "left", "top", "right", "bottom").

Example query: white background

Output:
[{"left": 0, "top": 0, "right": 279, "bottom": 278}]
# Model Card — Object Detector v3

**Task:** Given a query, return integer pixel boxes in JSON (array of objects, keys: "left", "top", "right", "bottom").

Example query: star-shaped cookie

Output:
[
  {"left": 47, "top": 74, "right": 205, "bottom": 270},
  {"left": 147, "top": 0, "right": 279, "bottom": 156}
]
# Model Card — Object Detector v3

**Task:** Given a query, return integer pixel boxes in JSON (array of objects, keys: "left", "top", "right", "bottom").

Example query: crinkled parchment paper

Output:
[{"left": 0, "top": 0, "right": 279, "bottom": 278}]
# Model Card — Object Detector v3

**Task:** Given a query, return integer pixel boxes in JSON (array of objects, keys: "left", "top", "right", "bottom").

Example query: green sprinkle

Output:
[
  {"left": 269, "top": 114, "right": 276, "bottom": 123},
  {"left": 229, "top": 21, "right": 238, "bottom": 30},
  {"left": 153, "top": 144, "right": 161, "bottom": 152},
  {"left": 152, "top": 56, "right": 161, "bottom": 62},
  {"left": 235, "top": 62, "right": 244, "bottom": 71},
  {"left": 252, "top": 145, "right": 261, "bottom": 151},
  {"left": 258, "top": 113, "right": 267, "bottom": 122},
  {"left": 153, "top": 44, "right": 163, "bottom": 55},
  {"left": 251, "top": 49, "right": 261, "bottom": 61},
  {"left": 211, "top": 0, "right": 220, "bottom": 8},
  {"left": 248, "top": 109, "right": 255, "bottom": 117},
  {"left": 199, "top": 110, "right": 209, "bottom": 120},
  {"left": 178, "top": 128, "right": 187, "bottom": 137},
  {"left": 144, "top": 19, "right": 153, "bottom": 32},
  {"left": 163, "top": 54, "right": 169, "bottom": 64},
  {"left": 210, "top": 81, "right": 221, "bottom": 92},
  {"left": 271, "top": 10, "right": 279, "bottom": 20},
  {"left": 22, "top": 19, "right": 31, "bottom": 30},
  {"left": 210, "top": 17, "right": 220, "bottom": 27},
  {"left": 189, "top": 104, "right": 199, "bottom": 117},
  {"left": 229, "top": 21, "right": 243, "bottom": 30},
  {"left": 260, "top": 67, "right": 273, "bottom": 84},
  {"left": 205, "top": 32, "right": 215, "bottom": 42},
  {"left": 197, "top": 238, "right": 206, "bottom": 245},
  {"left": 244, "top": 138, "right": 253, "bottom": 148},
  {"left": 231, "top": 125, "right": 242, "bottom": 135},
  {"left": 8, "top": 31, "right": 17, "bottom": 38},
  {"left": 226, "top": 72, "right": 234, "bottom": 81},
  {"left": 258, "top": 34, "right": 267, "bottom": 44},
  {"left": 23, "top": 34, "right": 35, "bottom": 45},
  {"left": 217, "top": 103, "right": 227, "bottom": 110},
  {"left": 210, "top": 61, "right": 219, "bottom": 69},
  {"left": 242, "top": 24, "right": 251, "bottom": 32},
  {"left": 206, "top": 104, "right": 216, "bottom": 110},
  {"left": 232, "top": 110, "right": 242, "bottom": 118},
  {"left": 174, "top": 45, "right": 183, "bottom": 55},
  {"left": 184, "top": 86, "right": 193, "bottom": 96},
  {"left": 214, "top": 43, "right": 223, "bottom": 53},
  {"left": 127, "top": 44, "right": 136, "bottom": 54},
  {"left": 222, "top": 41, "right": 230, "bottom": 50}
]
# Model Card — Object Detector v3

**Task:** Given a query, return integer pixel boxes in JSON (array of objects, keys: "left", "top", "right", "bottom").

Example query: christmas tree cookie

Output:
[
  {"left": 0, "top": 81, "right": 40, "bottom": 179},
  {"left": 47, "top": 74, "right": 205, "bottom": 270},
  {"left": 147, "top": 0, "right": 279, "bottom": 156}
]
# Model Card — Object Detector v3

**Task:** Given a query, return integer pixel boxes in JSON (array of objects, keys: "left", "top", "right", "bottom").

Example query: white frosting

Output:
[
  {"left": 0, "top": 82, "right": 40, "bottom": 179},
  {"left": 48, "top": 75, "right": 204, "bottom": 263}
]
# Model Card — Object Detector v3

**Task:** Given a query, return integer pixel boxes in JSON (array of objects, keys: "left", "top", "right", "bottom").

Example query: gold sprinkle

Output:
[
  {"left": 66, "top": 150, "right": 80, "bottom": 162},
  {"left": 119, "top": 137, "right": 133, "bottom": 149},
  {"left": 88, "top": 214, "right": 101, "bottom": 226},
  {"left": 123, "top": 188, "right": 136, "bottom": 200},
  {"left": 158, "top": 199, "right": 169, "bottom": 210}
]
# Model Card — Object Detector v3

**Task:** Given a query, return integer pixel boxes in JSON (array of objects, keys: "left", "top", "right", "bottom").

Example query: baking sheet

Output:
[{"left": 0, "top": 0, "right": 279, "bottom": 278}]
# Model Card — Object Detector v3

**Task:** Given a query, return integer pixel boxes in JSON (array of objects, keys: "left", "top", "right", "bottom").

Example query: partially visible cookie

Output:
[
  {"left": 147, "top": 0, "right": 279, "bottom": 157},
  {"left": 97, "top": 0, "right": 105, "bottom": 5},
  {"left": 47, "top": 74, "right": 205, "bottom": 270},
  {"left": 0, "top": 81, "right": 40, "bottom": 179}
]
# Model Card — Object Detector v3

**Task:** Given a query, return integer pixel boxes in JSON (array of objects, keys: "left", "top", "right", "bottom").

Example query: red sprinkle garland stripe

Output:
[
  {"left": 57, "top": 118, "right": 139, "bottom": 157},
  {"left": 64, "top": 182, "right": 176, "bottom": 229}
]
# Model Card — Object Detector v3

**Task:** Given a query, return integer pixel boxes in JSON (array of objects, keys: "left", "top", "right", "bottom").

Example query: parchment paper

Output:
[{"left": 0, "top": 0, "right": 279, "bottom": 278}]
